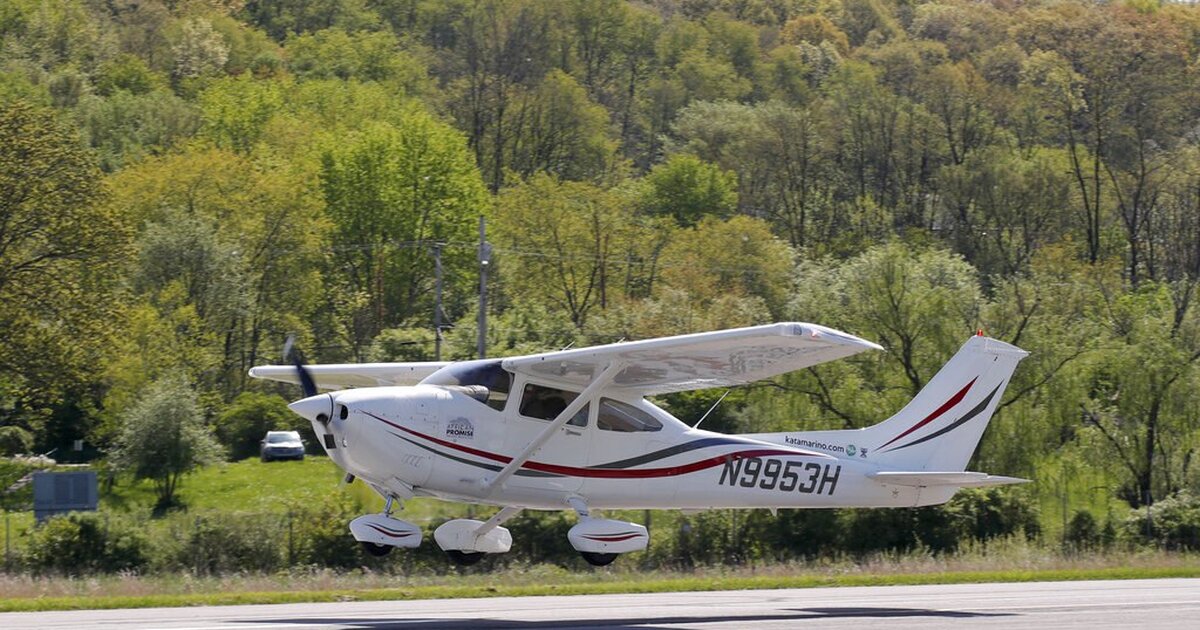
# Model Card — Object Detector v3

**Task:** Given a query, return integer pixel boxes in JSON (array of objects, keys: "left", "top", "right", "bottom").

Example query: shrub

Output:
[
  {"left": 0, "top": 426, "right": 34, "bottom": 456},
  {"left": 169, "top": 513, "right": 286, "bottom": 575},
  {"left": 23, "top": 512, "right": 148, "bottom": 575},
  {"left": 1064, "top": 510, "right": 1102, "bottom": 551},
  {"left": 216, "top": 392, "right": 304, "bottom": 460},
  {"left": 1120, "top": 492, "right": 1200, "bottom": 550},
  {"left": 292, "top": 494, "right": 366, "bottom": 569}
]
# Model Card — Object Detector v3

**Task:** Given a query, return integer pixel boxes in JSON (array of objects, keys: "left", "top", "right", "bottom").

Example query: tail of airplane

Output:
[
  {"left": 753, "top": 334, "right": 1028, "bottom": 479},
  {"left": 858, "top": 334, "right": 1027, "bottom": 472}
]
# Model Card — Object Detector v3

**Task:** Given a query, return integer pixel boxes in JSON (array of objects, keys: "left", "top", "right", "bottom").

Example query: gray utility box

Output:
[{"left": 32, "top": 471, "right": 98, "bottom": 523}]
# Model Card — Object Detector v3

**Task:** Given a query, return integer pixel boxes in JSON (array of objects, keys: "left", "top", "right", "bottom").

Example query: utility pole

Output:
[
  {"left": 477, "top": 216, "right": 491, "bottom": 359},
  {"left": 433, "top": 242, "right": 444, "bottom": 361}
]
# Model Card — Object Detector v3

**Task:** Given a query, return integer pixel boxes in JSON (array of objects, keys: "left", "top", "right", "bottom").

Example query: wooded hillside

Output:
[{"left": 3, "top": 0, "right": 1200, "bottom": 535}]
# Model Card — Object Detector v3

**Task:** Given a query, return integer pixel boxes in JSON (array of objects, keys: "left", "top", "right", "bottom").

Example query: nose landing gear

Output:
[{"left": 349, "top": 496, "right": 423, "bottom": 555}]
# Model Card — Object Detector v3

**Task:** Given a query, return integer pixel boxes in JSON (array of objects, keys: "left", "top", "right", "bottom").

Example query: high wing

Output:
[
  {"left": 249, "top": 362, "right": 450, "bottom": 390},
  {"left": 502, "top": 322, "right": 882, "bottom": 395}
]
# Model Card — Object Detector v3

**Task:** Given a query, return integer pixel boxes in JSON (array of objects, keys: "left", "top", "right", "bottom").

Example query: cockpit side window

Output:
[
  {"left": 519, "top": 383, "right": 588, "bottom": 427},
  {"left": 597, "top": 398, "right": 662, "bottom": 432}
]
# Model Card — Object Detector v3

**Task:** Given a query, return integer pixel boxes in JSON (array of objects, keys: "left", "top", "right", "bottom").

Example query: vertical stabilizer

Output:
[{"left": 862, "top": 335, "right": 1027, "bottom": 471}]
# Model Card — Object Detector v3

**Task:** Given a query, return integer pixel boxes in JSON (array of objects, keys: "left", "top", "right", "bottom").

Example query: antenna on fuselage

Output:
[{"left": 692, "top": 389, "right": 732, "bottom": 429}]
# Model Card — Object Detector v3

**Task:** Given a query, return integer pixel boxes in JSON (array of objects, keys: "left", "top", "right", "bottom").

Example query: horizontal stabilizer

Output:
[{"left": 868, "top": 471, "right": 1029, "bottom": 488}]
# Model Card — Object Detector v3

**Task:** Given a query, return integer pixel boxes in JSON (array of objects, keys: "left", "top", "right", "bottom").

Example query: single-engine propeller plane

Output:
[{"left": 250, "top": 323, "right": 1028, "bottom": 566}]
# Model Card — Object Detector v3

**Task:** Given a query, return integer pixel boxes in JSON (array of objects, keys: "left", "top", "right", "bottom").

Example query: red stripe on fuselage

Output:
[
  {"left": 878, "top": 377, "right": 977, "bottom": 450},
  {"left": 364, "top": 411, "right": 820, "bottom": 479}
]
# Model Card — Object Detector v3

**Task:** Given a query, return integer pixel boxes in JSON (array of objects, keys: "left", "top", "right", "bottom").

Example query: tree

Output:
[
  {"left": 111, "top": 378, "right": 223, "bottom": 509},
  {"left": 492, "top": 174, "right": 634, "bottom": 328},
  {"left": 0, "top": 101, "right": 130, "bottom": 451},
  {"left": 782, "top": 243, "right": 982, "bottom": 430},
  {"left": 106, "top": 146, "right": 326, "bottom": 397},
  {"left": 216, "top": 391, "right": 301, "bottom": 461},
  {"left": 1080, "top": 282, "right": 1200, "bottom": 508},
  {"left": 320, "top": 112, "right": 489, "bottom": 357},
  {"left": 658, "top": 216, "right": 793, "bottom": 317},
  {"left": 640, "top": 154, "right": 737, "bottom": 226},
  {"left": 172, "top": 18, "right": 230, "bottom": 80},
  {"left": 504, "top": 69, "right": 615, "bottom": 183}
]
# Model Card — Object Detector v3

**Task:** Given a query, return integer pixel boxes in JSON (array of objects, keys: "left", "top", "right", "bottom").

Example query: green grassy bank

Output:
[{"left": 2, "top": 557, "right": 1197, "bottom": 613}]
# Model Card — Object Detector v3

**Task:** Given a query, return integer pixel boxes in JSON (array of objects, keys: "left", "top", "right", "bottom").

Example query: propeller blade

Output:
[{"left": 284, "top": 334, "right": 319, "bottom": 399}]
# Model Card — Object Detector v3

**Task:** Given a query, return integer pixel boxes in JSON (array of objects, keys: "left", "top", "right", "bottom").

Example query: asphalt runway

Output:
[{"left": 2, "top": 578, "right": 1198, "bottom": 629}]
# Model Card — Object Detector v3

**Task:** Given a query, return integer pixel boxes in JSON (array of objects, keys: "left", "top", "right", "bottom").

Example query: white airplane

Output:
[{"left": 250, "top": 323, "right": 1028, "bottom": 566}]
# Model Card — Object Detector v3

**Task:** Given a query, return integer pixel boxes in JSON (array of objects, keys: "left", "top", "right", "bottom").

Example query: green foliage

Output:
[
  {"left": 23, "top": 512, "right": 148, "bottom": 575},
  {"left": 94, "top": 54, "right": 167, "bottom": 96},
  {"left": 0, "top": 454, "right": 50, "bottom": 508},
  {"left": 285, "top": 28, "right": 429, "bottom": 91},
  {"left": 242, "top": 0, "right": 381, "bottom": 41},
  {"left": 290, "top": 494, "right": 367, "bottom": 569},
  {"left": 641, "top": 154, "right": 737, "bottom": 226},
  {"left": 1063, "top": 510, "right": 1110, "bottom": 552},
  {"left": 369, "top": 328, "right": 437, "bottom": 362},
  {"left": 0, "top": 0, "right": 1199, "bottom": 575},
  {"left": 164, "top": 513, "right": 284, "bottom": 575},
  {"left": 1120, "top": 492, "right": 1200, "bottom": 550},
  {"left": 110, "top": 379, "right": 223, "bottom": 509},
  {"left": 320, "top": 110, "right": 488, "bottom": 357},
  {"left": 0, "top": 101, "right": 130, "bottom": 450},
  {"left": 75, "top": 90, "right": 200, "bottom": 171},
  {"left": 216, "top": 392, "right": 298, "bottom": 461},
  {"left": 198, "top": 74, "right": 286, "bottom": 153},
  {"left": 0, "top": 426, "right": 33, "bottom": 456}
]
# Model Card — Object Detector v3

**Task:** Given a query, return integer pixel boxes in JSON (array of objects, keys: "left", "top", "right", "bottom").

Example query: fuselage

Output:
[{"left": 310, "top": 381, "right": 937, "bottom": 512}]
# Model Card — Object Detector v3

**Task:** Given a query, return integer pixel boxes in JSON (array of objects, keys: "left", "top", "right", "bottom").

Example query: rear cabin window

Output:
[
  {"left": 597, "top": 398, "right": 662, "bottom": 433},
  {"left": 519, "top": 383, "right": 588, "bottom": 427}
]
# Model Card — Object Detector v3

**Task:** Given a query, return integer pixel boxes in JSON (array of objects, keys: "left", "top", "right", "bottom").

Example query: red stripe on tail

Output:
[{"left": 878, "top": 377, "right": 977, "bottom": 449}]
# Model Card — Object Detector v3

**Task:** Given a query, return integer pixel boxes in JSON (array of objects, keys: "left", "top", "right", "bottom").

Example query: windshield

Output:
[
  {"left": 422, "top": 360, "right": 513, "bottom": 411},
  {"left": 267, "top": 432, "right": 300, "bottom": 444}
]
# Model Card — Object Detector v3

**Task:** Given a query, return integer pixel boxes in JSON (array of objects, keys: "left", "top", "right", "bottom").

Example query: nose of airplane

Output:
[{"left": 288, "top": 393, "right": 333, "bottom": 423}]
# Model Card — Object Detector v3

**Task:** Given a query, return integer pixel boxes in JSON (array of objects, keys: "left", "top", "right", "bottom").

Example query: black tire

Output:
[
  {"left": 580, "top": 551, "right": 618, "bottom": 566},
  {"left": 445, "top": 549, "right": 484, "bottom": 566},
  {"left": 361, "top": 541, "right": 392, "bottom": 557}
]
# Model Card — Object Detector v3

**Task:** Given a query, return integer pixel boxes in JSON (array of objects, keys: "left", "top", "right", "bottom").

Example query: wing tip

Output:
[{"left": 787, "top": 322, "right": 884, "bottom": 352}]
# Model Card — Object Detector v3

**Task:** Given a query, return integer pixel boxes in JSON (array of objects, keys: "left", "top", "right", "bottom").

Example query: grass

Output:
[
  {"left": 4, "top": 459, "right": 1198, "bottom": 613},
  {"left": 97, "top": 457, "right": 466, "bottom": 521},
  {"left": 0, "top": 565, "right": 1196, "bottom": 612},
  {"left": 0, "top": 547, "right": 1197, "bottom": 612},
  {"left": 101, "top": 457, "right": 343, "bottom": 513}
]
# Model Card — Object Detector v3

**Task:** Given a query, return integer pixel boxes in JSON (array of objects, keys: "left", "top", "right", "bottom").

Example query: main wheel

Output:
[
  {"left": 580, "top": 551, "right": 618, "bottom": 566},
  {"left": 362, "top": 541, "right": 392, "bottom": 557},
  {"left": 445, "top": 549, "right": 484, "bottom": 566}
]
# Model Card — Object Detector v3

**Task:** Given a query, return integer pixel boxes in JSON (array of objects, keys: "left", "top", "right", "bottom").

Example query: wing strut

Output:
[
  {"left": 481, "top": 361, "right": 623, "bottom": 496},
  {"left": 473, "top": 506, "right": 522, "bottom": 537}
]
